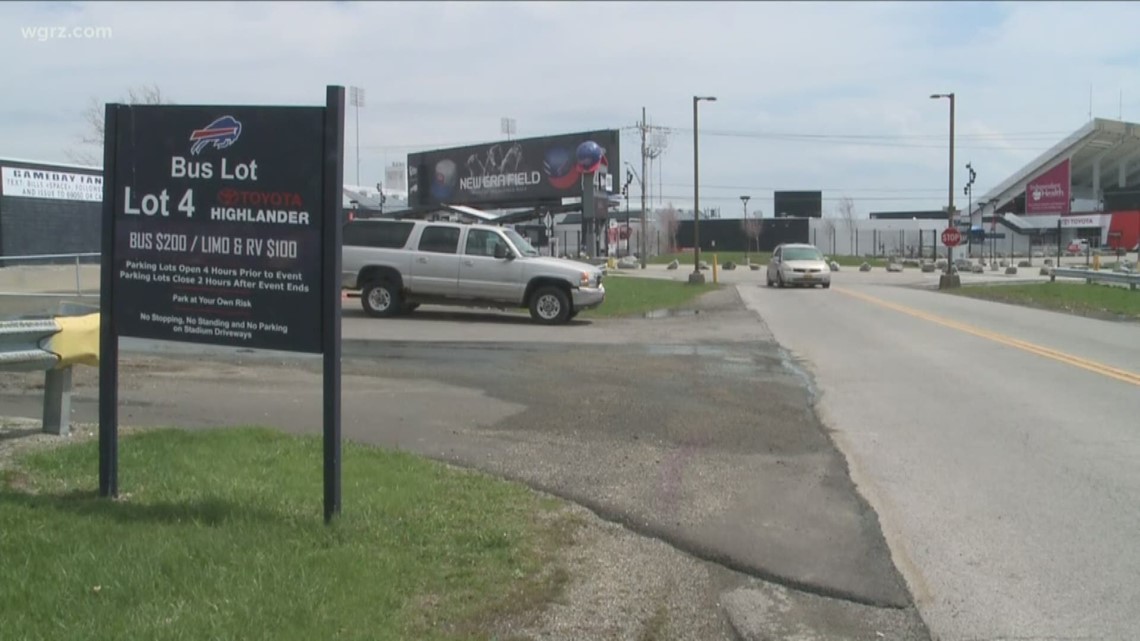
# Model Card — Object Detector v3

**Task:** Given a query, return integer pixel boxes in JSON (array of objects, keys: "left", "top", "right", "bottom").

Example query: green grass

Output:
[
  {"left": 948, "top": 282, "right": 1140, "bottom": 321},
  {"left": 826, "top": 254, "right": 890, "bottom": 267},
  {"left": 0, "top": 428, "right": 574, "bottom": 641},
  {"left": 584, "top": 275, "right": 719, "bottom": 318},
  {"left": 647, "top": 251, "right": 769, "bottom": 266}
]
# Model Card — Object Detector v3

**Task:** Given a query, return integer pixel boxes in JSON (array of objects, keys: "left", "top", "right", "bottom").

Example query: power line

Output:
[
  {"left": 646, "top": 126, "right": 1070, "bottom": 140},
  {"left": 660, "top": 182, "right": 947, "bottom": 193},
  {"left": 653, "top": 193, "right": 959, "bottom": 203}
]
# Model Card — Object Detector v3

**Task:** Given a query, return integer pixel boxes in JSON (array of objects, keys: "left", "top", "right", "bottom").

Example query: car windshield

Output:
[
  {"left": 782, "top": 247, "right": 824, "bottom": 261},
  {"left": 503, "top": 228, "right": 540, "bottom": 256}
]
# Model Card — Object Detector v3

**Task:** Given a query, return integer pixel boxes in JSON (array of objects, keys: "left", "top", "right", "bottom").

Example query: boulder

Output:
[
  {"left": 617, "top": 256, "right": 640, "bottom": 270},
  {"left": 1039, "top": 267, "right": 1052, "bottom": 276},
  {"left": 886, "top": 262, "right": 903, "bottom": 273},
  {"left": 666, "top": 259, "right": 680, "bottom": 271},
  {"left": 749, "top": 263, "right": 761, "bottom": 271},
  {"left": 722, "top": 261, "right": 737, "bottom": 270},
  {"left": 829, "top": 261, "right": 840, "bottom": 272},
  {"left": 699, "top": 261, "right": 710, "bottom": 271},
  {"left": 859, "top": 262, "right": 872, "bottom": 272},
  {"left": 1017, "top": 260, "right": 1031, "bottom": 268},
  {"left": 936, "top": 259, "right": 948, "bottom": 269},
  {"left": 1044, "top": 258, "right": 1054, "bottom": 266},
  {"left": 902, "top": 259, "right": 921, "bottom": 269},
  {"left": 1005, "top": 266, "right": 1018, "bottom": 275},
  {"left": 971, "top": 264, "right": 985, "bottom": 274},
  {"left": 999, "top": 259, "right": 1009, "bottom": 268},
  {"left": 921, "top": 262, "right": 936, "bottom": 273}
]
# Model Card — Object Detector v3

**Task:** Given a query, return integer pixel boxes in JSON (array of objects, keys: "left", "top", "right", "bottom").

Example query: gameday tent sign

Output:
[{"left": 406, "top": 129, "right": 620, "bottom": 209}]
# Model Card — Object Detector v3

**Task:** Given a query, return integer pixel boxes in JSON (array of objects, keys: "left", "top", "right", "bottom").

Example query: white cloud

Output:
[{"left": 2, "top": 0, "right": 1139, "bottom": 213}]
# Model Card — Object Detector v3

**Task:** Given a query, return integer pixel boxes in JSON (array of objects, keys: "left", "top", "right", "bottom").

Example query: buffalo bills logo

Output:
[{"left": 189, "top": 116, "right": 242, "bottom": 155}]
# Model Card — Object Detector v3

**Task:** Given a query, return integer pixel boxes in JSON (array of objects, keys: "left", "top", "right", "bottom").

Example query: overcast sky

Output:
[{"left": 3, "top": 0, "right": 1139, "bottom": 216}]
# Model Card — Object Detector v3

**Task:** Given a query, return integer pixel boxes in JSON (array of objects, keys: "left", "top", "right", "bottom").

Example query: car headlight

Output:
[{"left": 580, "top": 272, "right": 591, "bottom": 286}]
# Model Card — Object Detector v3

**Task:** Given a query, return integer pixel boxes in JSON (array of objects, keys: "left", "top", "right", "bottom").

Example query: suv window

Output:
[
  {"left": 418, "top": 225, "right": 461, "bottom": 254},
  {"left": 465, "top": 229, "right": 507, "bottom": 257},
  {"left": 343, "top": 221, "right": 414, "bottom": 248}
]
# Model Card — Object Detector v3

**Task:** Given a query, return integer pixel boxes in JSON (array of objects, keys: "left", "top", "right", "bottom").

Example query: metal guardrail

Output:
[
  {"left": 1051, "top": 267, "right": 1140, "bottom": 290},
  {"left": 0, "top": 313, "right": 99, "bottom": 436},
  {"left": 0, "top": 252, "right": 100, "bottom": 298}
]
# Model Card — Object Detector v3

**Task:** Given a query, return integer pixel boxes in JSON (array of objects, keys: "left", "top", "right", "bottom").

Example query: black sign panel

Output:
[
  {"left": 407, "top": 129, "right": 620, "bottom": 208},
  {"left": 109, "top": 106, "right": 325, "bottom": 353},
  {"left": 774, "top": 190, "right": 823, "bottom": 218}
]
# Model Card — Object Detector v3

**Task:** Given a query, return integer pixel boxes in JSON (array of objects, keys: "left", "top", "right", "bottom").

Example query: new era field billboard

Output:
[{"left": 407, "top": 129, "right": 620, "bottom": 209}]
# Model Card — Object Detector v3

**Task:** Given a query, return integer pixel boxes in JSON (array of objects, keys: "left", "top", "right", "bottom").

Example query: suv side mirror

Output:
[{"left": 493, "top": 244, "right": 510, "bottom": 260}]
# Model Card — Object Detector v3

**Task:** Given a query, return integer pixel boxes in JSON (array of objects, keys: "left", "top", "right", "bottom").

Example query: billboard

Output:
[
  {"left": 1025, "top": 159, "right": 1070, "bottom": 215},
  {"left": 407, "top": 129, "right": 620, "bottom": 208},
  {"left": 774, "top": 191, "right": 823, "bottom": 218},
  {"left": 384, "top": 162, "right": 406, "bottom": 193}
]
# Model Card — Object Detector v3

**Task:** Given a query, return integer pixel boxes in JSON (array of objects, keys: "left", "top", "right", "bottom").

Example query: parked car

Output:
[
  {"left": 766, "top": 243, "right": 831, "bottom": 289},
  {"left": 1066, "top": 239, "right": 1089, "bottom": 255},
  {"left": 341, "top": 218, "right": 605, "bottom": 324}
]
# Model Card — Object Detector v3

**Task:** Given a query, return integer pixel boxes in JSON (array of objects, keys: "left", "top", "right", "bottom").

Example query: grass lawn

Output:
[
  {"left": 583, "top": 275, "right": 719, "bottom": 318},
  {"left": 947, "top": 281, "right": 1140, "bottom": 321},
  {"left": 647, "top": 251, "right": 770, "bottom": 266},
  {"left": 0, "top": 428, "right": 574, "bottom": 641}
]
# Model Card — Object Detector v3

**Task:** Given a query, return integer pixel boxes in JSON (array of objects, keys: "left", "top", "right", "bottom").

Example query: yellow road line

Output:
[{"left": 834, "top": 287, "right": 1140, "bottom": 387}]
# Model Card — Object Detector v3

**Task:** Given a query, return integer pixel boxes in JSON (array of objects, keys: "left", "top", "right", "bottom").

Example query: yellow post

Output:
[
  {"left": 712, "top": 253, "right": 719, "bottom": 284},
  {"left": 1093, "top": 254, "right": 1101, "bottom": 271}
]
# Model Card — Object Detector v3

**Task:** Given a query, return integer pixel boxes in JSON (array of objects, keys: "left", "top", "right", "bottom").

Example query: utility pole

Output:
[
  {"left": 965, "top": 162, "right": 976, "bottom": 258},
  {"left": 740, "top": 195, "right": 751, "bottom": 263},
  {"left": 640, "top": 106, "right": 648, "bottom": 268}
]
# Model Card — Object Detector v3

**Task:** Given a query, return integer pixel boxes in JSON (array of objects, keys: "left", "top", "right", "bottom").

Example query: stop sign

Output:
[{"left": 941, "top": 227, "right": 962, "bottom": 247}]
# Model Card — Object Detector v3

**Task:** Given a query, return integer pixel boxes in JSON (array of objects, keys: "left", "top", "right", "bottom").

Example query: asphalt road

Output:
[
  {"left": 0, "top": 285, "right": 930, "bottom": 640},
  {"left": 737, "top": 276, "right": 1140, "bottom": 641}
]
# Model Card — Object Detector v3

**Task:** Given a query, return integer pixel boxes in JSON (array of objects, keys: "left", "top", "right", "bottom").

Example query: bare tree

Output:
[
  {"left": 658, "top": 203, "right": 681, "bottom": 252},
  {"left": 68, "top": 84, "right": 171, "bottom": 165},
  {"left": 819, "top": 217, "right": 836, "bottom": 254},
  {"left": 740, "top": 215, "right": 763, "bottom": 253},
  {"left": 837, "top": 196, "right": 857, "bottom": 256}
]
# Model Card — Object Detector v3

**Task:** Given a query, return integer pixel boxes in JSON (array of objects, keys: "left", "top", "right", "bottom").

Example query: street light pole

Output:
[
  {"left": 931, "top": 92, "right": 958, "bottom": 288},
  {"left": 740, "top": 195, "right": 751, "bottom": 263},
  {"left": 691, "top": 95, "right": 716, "bottom": 285}
]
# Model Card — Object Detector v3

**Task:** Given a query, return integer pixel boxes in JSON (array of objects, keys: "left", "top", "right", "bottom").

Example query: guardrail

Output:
[
  {"left": 0, "top": 313, "right": 99, "bottom": 435},
  {"left": 0, "top": 252, "right": 100, "bottom": 298},
  {"left": 1050, "top": 267, "right": 1140, "bottom": 290}
]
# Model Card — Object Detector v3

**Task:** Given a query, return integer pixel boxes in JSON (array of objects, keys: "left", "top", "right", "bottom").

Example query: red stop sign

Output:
[{"left": 941, "top": 227, "right": 962, "bottom": 247}]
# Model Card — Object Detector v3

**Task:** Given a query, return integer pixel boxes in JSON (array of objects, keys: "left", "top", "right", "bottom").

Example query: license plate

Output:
[{"left": 803, "top": 273, "right": 814, "bottom": 280}]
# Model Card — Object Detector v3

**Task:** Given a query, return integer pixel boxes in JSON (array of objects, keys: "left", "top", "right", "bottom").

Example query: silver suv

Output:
[{"left": 341, "top": 218, "right": 606, "bottom": 324}]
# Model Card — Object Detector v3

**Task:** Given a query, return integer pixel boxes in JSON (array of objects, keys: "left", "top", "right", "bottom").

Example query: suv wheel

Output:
[
  {"left": 529, "top": 286, "right": 571, "bottom": 324},
  {"left": 361, "top": 281, "right": 401, "bottom": 317}
]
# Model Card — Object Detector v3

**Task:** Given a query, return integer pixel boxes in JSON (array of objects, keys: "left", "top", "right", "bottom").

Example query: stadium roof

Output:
[{"left": 978, "top": 117, "right": 1140, "bottom": 217}]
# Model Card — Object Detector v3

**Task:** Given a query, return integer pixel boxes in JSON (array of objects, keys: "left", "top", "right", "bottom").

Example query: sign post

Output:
[{"left": 99, "top": 86, "right": 345, "bottom": 522}]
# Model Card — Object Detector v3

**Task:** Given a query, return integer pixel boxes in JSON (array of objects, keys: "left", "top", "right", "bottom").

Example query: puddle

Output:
[{"left": 643, "top": 308, "right": 701, "bottom": 319}]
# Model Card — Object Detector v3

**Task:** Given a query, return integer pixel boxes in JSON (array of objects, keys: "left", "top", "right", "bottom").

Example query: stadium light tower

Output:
[
  {"left": 930, "top": 92, "right": 959, "bottom": 288},
  {"left": 691, "top": 95, "right": 717, "bottom": 285},
  {"left": 349, "top": 86, "right": 366, "bottom": 186}
]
